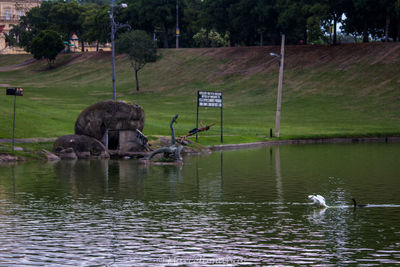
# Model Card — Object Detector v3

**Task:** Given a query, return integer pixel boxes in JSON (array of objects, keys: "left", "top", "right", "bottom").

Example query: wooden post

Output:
[{"left": 274, "top": 34, "right": 285, "bottom": 138}]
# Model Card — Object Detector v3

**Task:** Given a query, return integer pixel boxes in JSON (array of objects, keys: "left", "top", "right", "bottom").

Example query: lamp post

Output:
[
  {"left": 109, "top": 0, "right": 130, "bottom": 101},
  {"left": 270, "top": 34, "right": 285, "bottom": 138},
  {"left": 176, "top": 0, "right": 180, "bottom": 49}
]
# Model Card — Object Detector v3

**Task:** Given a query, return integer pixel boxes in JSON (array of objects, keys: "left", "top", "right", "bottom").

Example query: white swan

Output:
[{"left": 308, "top": 194, "right": 329, "bottom": 208}]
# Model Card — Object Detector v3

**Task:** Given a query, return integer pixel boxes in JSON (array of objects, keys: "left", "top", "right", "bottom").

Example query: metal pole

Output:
[
  {"left": 274, "top": 34, "right": 285, "bottom": 138},
  {"left": 12, "top": 94, "right": 16, "bottom": 152},
  {"left": 105, "top": 128, "right": 109, "bottom": 151},
  {"left": 220, "top": 151, "right": 223, "bottom": 187},
  {"left": 110, "top": 0, "right": 116, "bottom": 100},
  {"left": 176, "top": 1, "right": 179, "bottom": 49},
  {"left": 221, "top": 101, "right": 223, "bottom": 143},
  {"left": 196, "top": 91, "right": 199, "bottom": 142},
  {"left": 12, "top": 166, "right": 15, "bottom": 197}
]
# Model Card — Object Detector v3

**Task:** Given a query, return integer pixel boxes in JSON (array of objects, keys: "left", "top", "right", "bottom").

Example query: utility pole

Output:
[
  {"left": 110, "top": 0, "right": 116, "bottom": 100},
  {"left": 109, "top": 0, "right": 129, "bottom": 100},
  {"left": 176, "top": 1, "right": 179, "bottom": 49},
  {"left": 274, "top": 34, "right": 285, "bottom": 138}
]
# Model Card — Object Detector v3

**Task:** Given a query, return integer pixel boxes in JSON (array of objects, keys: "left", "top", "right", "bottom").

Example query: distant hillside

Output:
[{"left": 0, "top": 43, "right": 399, "bottom": 142}]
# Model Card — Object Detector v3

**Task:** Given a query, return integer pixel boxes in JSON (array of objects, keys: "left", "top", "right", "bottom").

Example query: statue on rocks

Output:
[{"left": 146, "top": 114, "right": 183, "bottom": 161}]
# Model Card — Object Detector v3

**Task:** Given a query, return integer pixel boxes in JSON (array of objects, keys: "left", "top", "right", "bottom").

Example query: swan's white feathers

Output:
[{"left": 308, "top": 194, "right": 328, "bottom": 208}]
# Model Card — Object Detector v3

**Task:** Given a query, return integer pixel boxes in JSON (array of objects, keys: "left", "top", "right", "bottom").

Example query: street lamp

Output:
[
  {"left": 269, "top": 52, "right": 280, "bottom": 58},
  {"left": 109, "top": 0, "right": 130, "bottom": 101},
  {"left": 176, "top": 0, "right": 180, "bottom": 49},
  {"left": 270, "top": 34, "right": 285, "bottom": 138}
]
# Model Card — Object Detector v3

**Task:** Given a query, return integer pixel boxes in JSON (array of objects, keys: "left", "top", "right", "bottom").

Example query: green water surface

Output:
[{"left": 0, "top": 143, "right": 399, "bottom": 265}]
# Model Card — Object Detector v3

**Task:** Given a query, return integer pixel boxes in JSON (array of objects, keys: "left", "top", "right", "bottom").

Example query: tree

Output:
[
  {"left": 276, "top": 0, "right": 311, "bottom": 44},
  {"left": 4, "top": 24, "right": 23, "bottom": 46},
  {"left": 18, "top": 1, "right": 57, "bottom": 51},
  {"left": 205, "top": 0, "right": 236, "bottom": 45},
  {"left": 49, "top": 1, "right": 84, "bottom": 47},
  {"left": 81, "top": 4, "right": 110, "bottom": 51},
  {"left": 115, "top": 30, "right": 157, "bottom": 91},
  {"left": 30, "top": 30, "right": 65, "bottom": 68},
  {"left": 193, "top": 28, "right": 228, "bottom": 47},
  {"left": 396, "top": 0, "right": 400, "bottom": 41},
  {"left": 327, "top": 0, "right": 349, "bottom": 45},
  {"left": 343, "top": 0, "right": 388, "bottom": 42},
  {"left": 122, "top": 0, "right": 176, "bottom": 48}
]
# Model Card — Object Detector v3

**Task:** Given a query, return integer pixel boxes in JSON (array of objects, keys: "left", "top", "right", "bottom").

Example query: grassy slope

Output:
[
  {"left": 0, "top": 54, "right": 32, "bottom": 68},
  {"left": 0, "top": 43, "right": 399, "bottom": 145}
]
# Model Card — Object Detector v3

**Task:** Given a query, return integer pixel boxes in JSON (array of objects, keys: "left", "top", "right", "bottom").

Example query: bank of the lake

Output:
[
  {"left": 2, "top": 135, "right": 400, "bottom": 162},
  {"left": 209, "top": 136, "right": 400, "bottom": 150},
  {"left": 0, "top": 43, "right": 399, "bottom": 145}
]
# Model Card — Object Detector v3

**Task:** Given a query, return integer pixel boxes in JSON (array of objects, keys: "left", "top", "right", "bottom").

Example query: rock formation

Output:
[
  {"left": 54, "top": 100, "right": 148, "bottom": 159},
  {"left": 54, "top": 134, "right": 109, "bottom": 159},
  {"left": 75, "top": 100, "right": 145, "bottom": 140}
]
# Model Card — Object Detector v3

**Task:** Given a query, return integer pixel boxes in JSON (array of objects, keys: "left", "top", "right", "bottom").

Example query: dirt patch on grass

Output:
[
  {"left": 0, "top": 58, "right": 36, "bottom": 72},
  {"left": 65, "top": 51, "right": 111, "bottom": 64},
  {"left": 198, "top": 43, "right": 400, "bottom": 79}
]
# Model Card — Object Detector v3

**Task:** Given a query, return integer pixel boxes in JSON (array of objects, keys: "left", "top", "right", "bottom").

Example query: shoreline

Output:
[
  {"left": 1, "top": 136, "right": 400, "bottom": 163},
  {"left": 209, "top": 136, "right": 400, "bottom": 151}
]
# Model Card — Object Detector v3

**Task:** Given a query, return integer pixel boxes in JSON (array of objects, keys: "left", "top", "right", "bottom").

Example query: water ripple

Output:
[{"left": 1, "top": 197, "right": 399, "bottom": 265}]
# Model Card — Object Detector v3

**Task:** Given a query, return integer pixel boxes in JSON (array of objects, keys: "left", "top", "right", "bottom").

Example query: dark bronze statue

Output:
[{"left": 146, "top": 114, "right": 183, "bottom": 161}]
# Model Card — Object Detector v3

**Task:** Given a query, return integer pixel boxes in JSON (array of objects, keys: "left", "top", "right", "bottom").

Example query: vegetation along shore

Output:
[{"left": 1, "top": 43, "right": 399, "bottom": 160}]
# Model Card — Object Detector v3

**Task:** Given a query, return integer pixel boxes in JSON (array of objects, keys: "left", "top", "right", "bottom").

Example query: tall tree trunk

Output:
[
  {"left": 398, "top": 19, "right": 400, "bottom": 41},
  {"left": 363, "top": 20, "right": 369, "bottom": 43},
  {"left": 205, "top": 28, "right": 209, "bottom": 47},
  {"left": 385, "top": 11, "right": 390, "bottom": 42},
  {"left": 249, "top": 34, "right": 254, "bottom": 46},
  {"left": 81, "top": 40, "right": 85, "bottom": 52},
  {"left": 135, "top": 69, "right": 140, "bottom": 91},
  {"left": 163, "top": 24, "right": 169, "bottom": 48},
  {"left": 272, "top": 31, "right": 280, "bottom": 45},
  {"left": 333, "top": 17, "right": 337, "bottom": 45},
  {"left": 96, "top": 41, "right": 99, "bottom": 52}
]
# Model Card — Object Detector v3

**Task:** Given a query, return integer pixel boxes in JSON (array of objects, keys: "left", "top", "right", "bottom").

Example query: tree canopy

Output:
[
  {"left": 8, "top": 0, "right": 400, "bottom": 50},
  {"left": 30, "top": 30, "right": 65, "bottom": 68}
]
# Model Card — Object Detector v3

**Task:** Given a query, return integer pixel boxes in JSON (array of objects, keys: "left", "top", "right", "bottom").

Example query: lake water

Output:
[{"left": 1, "top": 143, "right": 400, "bottom": 266}]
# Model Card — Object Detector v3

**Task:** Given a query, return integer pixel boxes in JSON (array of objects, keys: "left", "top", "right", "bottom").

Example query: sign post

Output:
[
  {"left": 196, "top": 91, "right": 223, "bottom": 143},
  {"left": 6, "top": 88, "right": 23, "bottom": 152}
]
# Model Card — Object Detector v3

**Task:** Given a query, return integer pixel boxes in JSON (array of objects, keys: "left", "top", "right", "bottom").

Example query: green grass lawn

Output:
[
  {"left": 0, "top": 54, "right": 32, "bottom": 68},
  {"left": 0, "top": 44, "right": 399, "bottom": 146}
]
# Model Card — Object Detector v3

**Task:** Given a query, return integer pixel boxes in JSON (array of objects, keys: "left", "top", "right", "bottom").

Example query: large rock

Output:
[
  {"left": 41, "top": 149, "right": 60, "bottom": 161},
  {"left": 0, "top": 153, "right": 19, "bottom": 162},
  {"left": 75, "top": 100, "right": 145, "bottom": 141},
  {"left": 58, "top": 148, "right": 78, "bottom": 160},
  {"left": 53, "top": 134, "right": 109, "bottom": 159}
]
